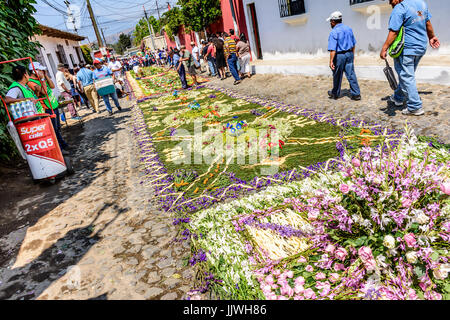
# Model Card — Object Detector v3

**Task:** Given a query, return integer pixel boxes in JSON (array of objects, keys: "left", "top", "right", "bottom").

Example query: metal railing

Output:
[
  {"left": 278, "top": 0, "right": 306, "bottom": 18},
  {"left": 350, "top": 0, "right": 376, "bottom": 5}
]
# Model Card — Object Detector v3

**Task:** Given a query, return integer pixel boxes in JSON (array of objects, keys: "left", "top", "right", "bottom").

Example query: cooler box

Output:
[{"left": 94, "top": 77, "right": 116, "bottom": 96}]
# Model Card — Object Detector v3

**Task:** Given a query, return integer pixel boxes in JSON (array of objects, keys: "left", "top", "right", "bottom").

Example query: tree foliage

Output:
[
  {"left": 0, "top": 0, "right": 40, "bottom": 163},
  {"left": 81, "top": 45, "right": 93, "bottom": 64},
  {"left": 161, "top": 7, "right": 184, "bottom": 40},
  {"left": 113, "top": 33, "right": 132, "bottom": 55},
  {"left": 178, "top": 0, "right": 222, "bottom": 32},
  {"left": 133, "top": 16, "right": 161, "bottom": 46}
]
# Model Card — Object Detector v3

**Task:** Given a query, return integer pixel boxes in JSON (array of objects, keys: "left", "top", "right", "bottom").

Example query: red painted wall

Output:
[
  {"left": 163, "top": 0, "right": 250, "bottom": 51},
  {"left": 164, "top": 25, "right": 197, "bottom": 52},
  {"left": 209, "top": 0, "right": 249, "bottom": 41}
]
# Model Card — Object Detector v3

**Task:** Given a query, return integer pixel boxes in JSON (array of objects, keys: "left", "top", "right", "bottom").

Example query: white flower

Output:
[
  {"left": 415, "top": 212, "right": 429, "bottom": 225},
  {"left": 383, "top": 235, "right": 396, "bottom": 249},
  {"left": 433, "top": 265, "right": 448, "bottom": 280},
  {"left": 376, "top": 254, "right": 388, "bottom": 269},
  {"left": 406, "top": 251, "right": 418, "bottom": 264}
]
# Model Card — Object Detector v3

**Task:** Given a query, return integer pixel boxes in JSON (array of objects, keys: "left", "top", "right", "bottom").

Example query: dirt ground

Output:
[{"left": 207, "top": 73, "right": 450, "bottom": 143}]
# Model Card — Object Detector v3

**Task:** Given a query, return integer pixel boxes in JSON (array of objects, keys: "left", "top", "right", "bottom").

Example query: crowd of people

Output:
[{"left": 3, "top": 56, "right": 129, "bottom": 155}]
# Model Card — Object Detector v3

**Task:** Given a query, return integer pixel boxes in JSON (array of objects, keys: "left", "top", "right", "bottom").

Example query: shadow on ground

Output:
[{"left": 0, "top": 103, "right": 131, "bottom": 300}]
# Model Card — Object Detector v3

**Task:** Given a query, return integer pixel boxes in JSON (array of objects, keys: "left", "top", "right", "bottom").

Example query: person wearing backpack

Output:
[{"left": 380, "top": 0, "right": 440, "bottom": 116}]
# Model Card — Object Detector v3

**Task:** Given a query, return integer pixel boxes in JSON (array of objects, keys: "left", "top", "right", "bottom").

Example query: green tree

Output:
[
  {"left": 112, "top": 33, "right": 132, "bottom": 55},
  {"left": 133, "top": 16, "right": 161, "bottom": 46},
  {"left": 178, "top": 0, "right": 221, "bottom": 33},
  {"left": 0, "top": 0, "right": 40, "bottom": 163},
  {"left": 81, "top": 44, "right": 93, "bottom": 64},
  {"left": 161, "top": 6, "right": 184, "bottom": 40}
]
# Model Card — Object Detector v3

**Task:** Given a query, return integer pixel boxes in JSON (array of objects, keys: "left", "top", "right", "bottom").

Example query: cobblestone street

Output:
[
  {"left": 0, "top": 98, "right": 194, "bottom": 300},
  {"left": 208, "top": 73, "right": 450, "bottom": 143}
]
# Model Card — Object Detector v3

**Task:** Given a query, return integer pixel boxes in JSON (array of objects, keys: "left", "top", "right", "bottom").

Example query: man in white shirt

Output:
[
  {"left": 56, "top": 63, "right": 80, "bottom": 120},
  {"left": 108, "top": 56, "right": 123, "bottom": 81},
  {"left": 191, "top": 41, "right": 200, "bottom": 64}
]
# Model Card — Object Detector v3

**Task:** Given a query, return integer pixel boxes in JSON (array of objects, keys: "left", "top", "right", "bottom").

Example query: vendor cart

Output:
[{"left": 1, "top": 57, "right": 74, "bottom": 184}]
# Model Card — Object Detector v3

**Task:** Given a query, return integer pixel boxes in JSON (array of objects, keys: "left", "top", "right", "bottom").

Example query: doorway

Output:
[{"left": 248, "top": 3, "right": 263, "bottom": 59}]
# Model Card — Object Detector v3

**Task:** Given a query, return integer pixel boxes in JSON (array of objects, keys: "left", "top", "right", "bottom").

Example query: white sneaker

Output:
[
  {"left": 402, "top": 108, "right": 424, "bottom": 116},
  {"left": 390, "top": 95, "right": 404, "bottom": 106}
]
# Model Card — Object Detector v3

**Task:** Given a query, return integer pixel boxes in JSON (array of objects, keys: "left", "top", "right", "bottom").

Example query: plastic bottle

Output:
[
  {"left": 15, "top": 103, "right": 23, "bottom": 119},
  {"left": 9, "top": 103, "right": 18, "bottom": 119}
]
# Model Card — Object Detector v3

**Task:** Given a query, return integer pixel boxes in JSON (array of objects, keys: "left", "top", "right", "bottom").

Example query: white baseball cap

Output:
[
  {"left": 29, "top": 62, "right": 47, "bottom": 71},
  {"left": 327, "top": 11, "right": 343, "bottom": 22}
]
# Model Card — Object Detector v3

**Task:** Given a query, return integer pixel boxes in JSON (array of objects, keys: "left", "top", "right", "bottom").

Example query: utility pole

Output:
[
  {"left": 101, "top": 28, "right": 108, "bottom": 47},
  {"left": 86, "top": 0, "right": 104, "bottom": 48},
  {"left": 156, "top": 0, "right": 161, "bottom": 20},
  {"left": 64, "top": 0, "right": 78, "bottom": 33},
  {"left": 143, "top": 5, "right": 156, "bottom": 51}
]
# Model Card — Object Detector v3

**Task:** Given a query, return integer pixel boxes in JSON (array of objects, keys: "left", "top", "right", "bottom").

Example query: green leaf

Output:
[
  {"left": 414, "top": 266, "right": 425, "bottom": 277},
  {"left": 430, "top": 252, "right": 440, "bottom": 261}
]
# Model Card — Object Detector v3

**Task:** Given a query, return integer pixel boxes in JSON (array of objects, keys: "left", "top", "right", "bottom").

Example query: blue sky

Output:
[{"left": 33, "top": 0, "right": 173, "bottom": 44}]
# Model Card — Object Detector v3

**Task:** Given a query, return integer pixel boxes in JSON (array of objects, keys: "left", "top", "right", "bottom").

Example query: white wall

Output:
[
  {"left": 33, "top": 35, "right": 85, "bottom": 96},
  {"left": 243, "top": 0, "right": 450, "bottom": 60}
]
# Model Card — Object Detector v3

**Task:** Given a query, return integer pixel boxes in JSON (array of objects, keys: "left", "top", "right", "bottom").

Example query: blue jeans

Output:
[
  {"left": 332, "top": 51, "right": 360, "bottom": 97},
  {"left": 46, "top": 108, "right": 68, "bottom": 149},
  {"left": 207, "top": 59, "right": 217, "bottom": 76},
  {"left": 177, "top": 64, "right": 188, "bottom": 89},
  {"left": 393, "top": 54, "right": 423, "bottom": 111},
  {"left": 101, "top": 91, "right": 121, "bottom": 112},
  {"left": 227, "top": 53, "right": 241, "bottom": 81}
]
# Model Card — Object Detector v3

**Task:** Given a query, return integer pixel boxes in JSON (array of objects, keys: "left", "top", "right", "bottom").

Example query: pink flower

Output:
[
  {"left": 339, "top": 184, "right": 350, "bottom": 194},
  {"left": 285, "top": 270, "right": 294, "bottom": 278},
  {"left": 303, "top": 288, "right": 317, "bottom": 300},
  {"left": 325, "top": 244, "right": 336, "bottom": 254},
  {"left": 305, "top": 265, "right": 314, "bottom": 272},
  {"left": 425, "top": 291, "right": 442, "bottom": 300},
  {"left": 298, "top": 256, "right": 307, "bottom": 263},
  {"left": 262, "top": 284, "right": 272, "bottom": 294},
  {"left": 335, "top": 247, "right": 348, "bottom": 261},
  {"left": 401, "top": 198, "right": 412, "bottom": 208},
  {"left": 277, "top": 296, "right": 288, "bottom": 300},
  {"left": 315, "top": 272, "right": 326, "bottom": 280},
  {"left": 408, "top": 289, "right": 418, "bottom": 300},
  {"left": 333, "top": 263, "right": 345, "bottom": 271},
  {"left": 440, "top": 182, "right": 450, "bottom": 195},
  {"left": 352, "top": 158, "right": 361, "bottom": 167},
  {"left": 294, "top": 284, "right": 305, "bottom": 294},
  {"left": 308, "top": 209, "right": 320, "bottom": 220},
  {"left": 294, "top": 295, "right": 305, "bottom": 300},
  {"left": 294, "top": 276, "right": 305, "bottom": 286},
  {"left": 265, "top": 275, "right": 274, "bottom": 285},
  {"left": 404, "top": 233, "right": 417, "bottom": 248},
  {"left": 358, "top": 246, "right": 377, "bottom": 271},
  {"left": 273, "top": 269, "right": 281, "bottom": 276},
  {"left": 329, "top": 273, "right": 340, "bottom": 283}
]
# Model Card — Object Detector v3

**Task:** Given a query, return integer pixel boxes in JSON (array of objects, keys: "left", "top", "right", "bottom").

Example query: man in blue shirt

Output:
[
  {"left": 77, "top": 63, "right": 99, "bottom": 113},
  {"left": 327, "top": 11, "right": 361, "bottom": 101},
  {"left": 380, "top": 0, "right": 440, "bottom": 116},
  {"left": 93, "top": 59, "right": 122, "bottom": 115},
  {"left": 173, "top": 48, "right": 188, "bottom": 89}
]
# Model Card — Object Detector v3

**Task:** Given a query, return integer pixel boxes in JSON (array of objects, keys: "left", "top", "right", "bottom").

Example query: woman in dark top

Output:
[{"left": 213, "top": 36, "right": 227, "bottom": 80}]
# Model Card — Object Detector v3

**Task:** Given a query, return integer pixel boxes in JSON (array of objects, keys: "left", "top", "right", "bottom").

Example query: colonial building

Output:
[
  {"left": 163, "top": 0, "right": 249, "bottom": 52},
  {"left": 242, "top": 0, "right": 450, "bottom": 60},
  {"left": 33, "top": 25, "right": 86, "bottom": 93}
]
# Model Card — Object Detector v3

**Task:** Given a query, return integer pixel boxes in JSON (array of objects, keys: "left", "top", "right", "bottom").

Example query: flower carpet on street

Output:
[
  {"left": 134, "top": 77, "right": 397, "bottom": 215},
  {"left": 187, "top": 131, "right": 450, "bottom": 300},
  {"left": 128, "top": 70, "right": 449, "bottom": 300},
  {"left": 131, "top": 66, "right": 208, "bottom": 100}
]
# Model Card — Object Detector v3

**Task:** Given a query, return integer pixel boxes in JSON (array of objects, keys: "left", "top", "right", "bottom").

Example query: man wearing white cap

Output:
[
  {"left": 327, "top": 11, "right": 361, "bottom": 101},
  {"left": 27, "top": 62, "right": 69, "bottom": 152}
]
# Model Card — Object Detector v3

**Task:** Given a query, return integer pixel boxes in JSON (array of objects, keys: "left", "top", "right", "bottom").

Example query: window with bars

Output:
[
  {"left": 278, "top": 0, "right": 306, "bottom": 18},
  {"left": 350, "top": 0, "right": 376, "bottom": 5}
]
